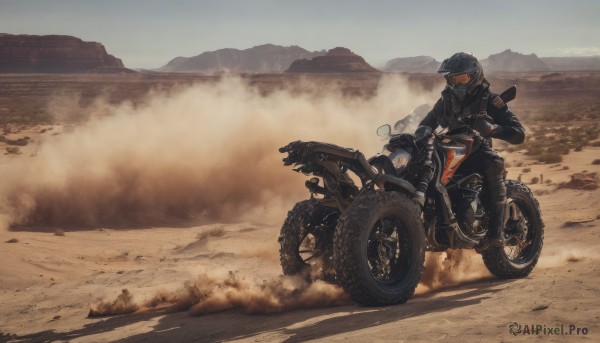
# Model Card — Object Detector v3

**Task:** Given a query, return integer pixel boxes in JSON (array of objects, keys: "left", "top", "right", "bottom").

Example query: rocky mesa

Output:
[
  {"left": 481, "top": 49, "right": 551, "bottom": 72},
  {"left": 385, "top": 50, "right": 564, "bottom": 74},
  {"left": 0, "top": 33, "right": 124, "bottom": 73},
  {"left": 158, "top": 44, "right": 325, "bottom": 73},
  {"left": 383, "top": 55, "right": 440, "bottom": 73},
  {"left": 286, "top": 47, "right": 379, "bottom": 73}
]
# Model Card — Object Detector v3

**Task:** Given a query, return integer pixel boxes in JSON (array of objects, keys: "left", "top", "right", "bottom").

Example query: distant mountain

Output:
[
  {"left": 383, "top": 56, "right": 440, "bottom": 73},
  {"left": 541, "top": 56, "right": 600, "bottom": 71},
  {"left": 384, "top": 50, "right": 560, "bottom": 73},
  {"left": 0, "top": 33, "right": 123, "bottom": 73},
  {"left": 286, "top": 47, "right": 379, "bottom": 73},
  {"left": 481, "top": 49, "right": 551, "bottom": 72},
  {"left": 157, "top": 44, "right": 325, "bottom": 73}
]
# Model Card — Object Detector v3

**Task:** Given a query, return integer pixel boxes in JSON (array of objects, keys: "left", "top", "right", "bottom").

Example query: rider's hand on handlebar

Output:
[{"left": 473, "top": 117, "right": 499, "bottom": 137}]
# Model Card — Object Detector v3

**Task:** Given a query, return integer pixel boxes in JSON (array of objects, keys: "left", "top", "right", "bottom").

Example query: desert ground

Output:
[{"left": 1, "top": 72, "right": 600, "bottom": 342}]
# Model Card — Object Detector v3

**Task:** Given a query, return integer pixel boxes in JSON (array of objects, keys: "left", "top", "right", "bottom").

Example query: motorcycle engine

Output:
[{"left": 450, "top": 174, "right": 486, "bottom": 238}]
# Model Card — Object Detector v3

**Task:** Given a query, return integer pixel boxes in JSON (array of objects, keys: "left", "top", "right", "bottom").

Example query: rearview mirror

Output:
[{"left": 376, "top": 124, "right": 391, "bottom": 137}]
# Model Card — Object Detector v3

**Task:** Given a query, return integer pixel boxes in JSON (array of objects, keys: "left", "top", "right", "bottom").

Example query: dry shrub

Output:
[
  {"left": 555, "top": 145, "right": 570, "bottom": 155},
  {"left": 0, "top": 136, "right": 30, "bottom": 146},
  {"left": 519, "top": 122, "right": 600, "bottom": 159},
  {"left": 5, "top": 147, "right": 20, "bottom": 155},
  {"left": 592, "top": 159, "right": 600, "bottom": 165},
  {"left": 530, "top": 177, "right": 540, "bottom": 184},
  {"left": 557, "top": 172, "right": 600, "bottom": 190},
  {"left": 534, "top": 153, "right": 562, "bottom": 164}
]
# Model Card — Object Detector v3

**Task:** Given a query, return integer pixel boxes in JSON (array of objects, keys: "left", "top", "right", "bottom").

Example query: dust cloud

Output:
[
  {"left": 90, "top": 269, "right": 348, "bottom": 317},
  {"left": 537, "top": 246, "right": 597, "bottom": 268},
  {"left": 90, "top": 249, "right": 497, "bottom": 317},
  {"left": 88, "top": 289, "right": 139, "bottom": 317},
  {"left": 0, "top": 75, "right": 436, "bottom": 230},
  {"left": 416, "top": 250, "right": 493, "bottom": 294},
  {"left": 415, "top": 246, "right": 595, "bottom": 294}
]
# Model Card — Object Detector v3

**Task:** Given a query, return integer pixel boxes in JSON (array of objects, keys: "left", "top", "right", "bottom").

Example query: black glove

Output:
[{"left": 473, "top": 116, "right": 499, "bottom": 137}]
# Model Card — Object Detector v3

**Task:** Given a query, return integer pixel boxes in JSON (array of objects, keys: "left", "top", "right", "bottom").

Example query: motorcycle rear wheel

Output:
[
  {"left": 278, "top": 199, "right": 338, "bottom": 282},
  {"left": 334, "top": 191, "right": 425, "bottom": 306}
]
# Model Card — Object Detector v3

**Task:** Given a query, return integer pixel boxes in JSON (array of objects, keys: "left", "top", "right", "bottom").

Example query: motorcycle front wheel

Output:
[{"left": 482, "top": 180, "right": 544, "bottom": 278}]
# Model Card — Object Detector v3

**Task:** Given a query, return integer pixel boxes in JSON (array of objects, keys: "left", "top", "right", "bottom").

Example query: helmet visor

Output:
[{"left": 446, "top": 73, "right": 471, "bottom": 86}]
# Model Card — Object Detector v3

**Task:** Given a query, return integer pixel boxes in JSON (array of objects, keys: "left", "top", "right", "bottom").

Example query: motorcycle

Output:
[{"left": 278, "top": 86, "right": 544, "bottom": 306}]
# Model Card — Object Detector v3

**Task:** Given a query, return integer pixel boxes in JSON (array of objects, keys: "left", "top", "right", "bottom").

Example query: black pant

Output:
[{"left": 456, "top": 144, "right": 506, "bottom": 203}]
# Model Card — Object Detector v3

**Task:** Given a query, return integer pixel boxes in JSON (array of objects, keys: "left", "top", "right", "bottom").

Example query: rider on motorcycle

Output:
[{"left": 417, "top": 52, "right": 525, "bottom": 247}]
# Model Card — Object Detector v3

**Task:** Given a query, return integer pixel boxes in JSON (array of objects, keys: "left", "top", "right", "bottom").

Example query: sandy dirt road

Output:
[{"left": 1, "top": 147, "right": 600, "bottom": 342}]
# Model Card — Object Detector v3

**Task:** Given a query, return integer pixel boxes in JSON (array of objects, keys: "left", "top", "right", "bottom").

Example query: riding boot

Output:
[
  {"left": 481, "top": 154, "right": 508, "bottom": 248},
  {"left": 488, "top": 200, "right": 507, "bottom": 247}
]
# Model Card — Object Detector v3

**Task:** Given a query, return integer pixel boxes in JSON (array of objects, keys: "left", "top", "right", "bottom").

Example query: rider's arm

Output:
[
  {"left": 488, "top": 95, "right": 525, "bottom": 145},
  {"left": 418, "top": 97, "right": 443, "bottom": 129}
]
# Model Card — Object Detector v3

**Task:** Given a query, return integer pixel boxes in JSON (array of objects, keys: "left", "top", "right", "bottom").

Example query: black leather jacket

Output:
[{"left": 419, "top": 85, "right": 525, "bottom": 145}]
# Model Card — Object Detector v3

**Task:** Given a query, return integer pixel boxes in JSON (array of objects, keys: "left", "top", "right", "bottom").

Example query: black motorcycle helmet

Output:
[{"left": 438, "top": 52, "right": 484, "bottom": 101}]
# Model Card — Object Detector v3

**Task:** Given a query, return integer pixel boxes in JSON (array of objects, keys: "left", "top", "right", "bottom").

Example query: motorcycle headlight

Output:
[{"left": 389, "top": 148, "right": 412, "bottom": 169}]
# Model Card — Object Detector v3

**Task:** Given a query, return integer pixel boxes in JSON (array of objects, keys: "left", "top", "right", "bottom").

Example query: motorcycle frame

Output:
[{"left": 282, "top": 138, "right": 489, "bottom": 251}]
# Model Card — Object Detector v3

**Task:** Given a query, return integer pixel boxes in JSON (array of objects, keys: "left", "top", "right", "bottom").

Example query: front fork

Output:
[{"left": 504, "top": 199, "right": 529, "bottom": 247}]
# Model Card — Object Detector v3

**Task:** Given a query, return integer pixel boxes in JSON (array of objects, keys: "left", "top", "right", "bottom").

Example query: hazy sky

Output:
[{"left": 1, "top": 0, "right": 599, "bottom": 69}]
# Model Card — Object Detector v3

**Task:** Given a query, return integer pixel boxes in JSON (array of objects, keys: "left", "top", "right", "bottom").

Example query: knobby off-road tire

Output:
[
  {"left": 333, "top": 191, "right": 425, "bottom": 306},
  {"left": 482, "top": 180, "right": 544, "bottom": 278},
  {"left": 279, "top": 199, "right": 337, "bottom": 281}
]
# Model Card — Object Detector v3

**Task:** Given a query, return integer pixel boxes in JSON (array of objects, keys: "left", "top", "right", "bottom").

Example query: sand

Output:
[
  {"left": 1, "top": 73, "right": 599, "bottom": 342},
  {"left": 0, "top": 143, "right": 599, "bottom": 342}
]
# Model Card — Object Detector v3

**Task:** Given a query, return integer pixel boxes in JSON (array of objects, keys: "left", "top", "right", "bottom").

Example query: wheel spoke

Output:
[
  {"left": 503, "top": 198, "right": 536, "bottom": 263},
  {"left": 304, "top": 250, "right": 324, "bottom": 262},
  {"left": 366, "top": 215, "right": 409, "bottom": 283}
]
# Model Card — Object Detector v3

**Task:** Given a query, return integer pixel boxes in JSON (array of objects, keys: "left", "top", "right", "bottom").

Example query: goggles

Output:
[{"left": 446, "top": 73, "right": 471, "bottom": 86}]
